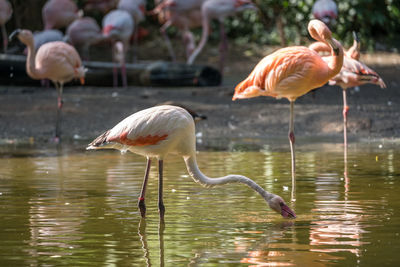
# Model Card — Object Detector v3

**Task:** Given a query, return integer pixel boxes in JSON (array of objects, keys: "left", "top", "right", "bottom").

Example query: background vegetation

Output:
[{"left": 6, "top": 0, "right": 400, "bottom": 52}]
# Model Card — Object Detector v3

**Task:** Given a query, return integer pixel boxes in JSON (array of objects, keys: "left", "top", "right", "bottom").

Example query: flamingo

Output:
[
  {"left": 87, "top": 105, "right": 296, "bottom": 220},
  {"left": 312, "top": 0, "right": 338, "bottom": 28},
  {"left": 9, "top": 29, "right": 86, "bottom": 142},
  {"left": 66, "top": 17, "right": 104, "bottom": 60},
  {"left": 117, "top": 0, "right": 147, "bottom": 62},
  {"left": 309, "top": 40, "right": 386, "bottom": 168},
  {"left": 102, "top": 9, "right": 134, "bottom": 87},
  {"left": 187, "top": 0, "right": 256, "bottom": 74},
  {"left": 0, "top": 0, "right": 12, "bottom": 53},
  {"left": 42, "top": 0, "right": 81, "bottom": 30},
  {"left": 232, "top": 19, "right": 344, "bottom": 201},
  {"left": 150, "top": 0, "right": 205, "bottom": 61}
]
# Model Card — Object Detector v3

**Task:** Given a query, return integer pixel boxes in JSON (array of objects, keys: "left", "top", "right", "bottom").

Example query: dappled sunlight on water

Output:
[{"left": 0, "top": 141, "right": 399, "bottom": 266}]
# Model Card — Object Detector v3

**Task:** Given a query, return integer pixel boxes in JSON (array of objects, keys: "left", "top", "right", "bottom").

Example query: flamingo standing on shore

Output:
[
  {"left": 66, "top": 17, "right": 104, "bottom": 60},
  {"left": 232, "top": 20, "right": 344, "bottom": 201},
  {"left": 0, "top": 0, "right": 12, "bottom": 53},
  {"left": 312, "top": 0, "right": 338, "bottom": 28},
  {"left": 87, "top": 105, "right": 296, "bottom": 220},
  {"left": 309, "top": 36, "right": 386, "bottom": 169},
  {"left": 9, "top": 29, "right": 85, "bottom": 142},
  {"left": 102, "top": 9, "right": 134, "bottom": 87},
  {"left": 42, "top": 0, "right": 81, "bottom": 30},
  {"left": 187, "top": 0, "right": 256, "bottom": 74}
]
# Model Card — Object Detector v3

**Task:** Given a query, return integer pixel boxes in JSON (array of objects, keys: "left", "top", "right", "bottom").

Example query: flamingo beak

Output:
[
  {"left": 327, "top": 38, "right": 340, "bottom": 56},
  {"left": 280, "top": 203, "right": 296, "bottom": 219},
  {"left": 9, "top": 29, "right": 21, "bottom": 41}
]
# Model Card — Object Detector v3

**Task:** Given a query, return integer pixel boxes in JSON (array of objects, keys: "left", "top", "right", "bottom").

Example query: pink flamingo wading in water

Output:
[{"left": 232, "top": 19, "right": 344, "bottom": 201}]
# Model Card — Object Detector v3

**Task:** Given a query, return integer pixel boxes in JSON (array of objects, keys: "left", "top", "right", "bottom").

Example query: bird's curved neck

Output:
[
  {"left": 325, "top": 38, "right": 344, "bottom": 78},
  {"left": 25, "top": 40, "right": 44, "bottom": 80},
  {"left": 187, "top": 13, "right": 210, "bottom": 65},
  {"left": 183, "top": 155, "right": 274, "bottom": 201}
]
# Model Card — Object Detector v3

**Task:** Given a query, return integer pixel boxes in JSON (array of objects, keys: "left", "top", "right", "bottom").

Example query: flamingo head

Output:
[
  {"left": 267, "top": 195, "right": 296, "bottom": 219},
  {"left": 9, "top": 29, "right": 34, "bottom": 46},
  {"left": 308, "top": 19, "right": 341, "bottom": 56}
]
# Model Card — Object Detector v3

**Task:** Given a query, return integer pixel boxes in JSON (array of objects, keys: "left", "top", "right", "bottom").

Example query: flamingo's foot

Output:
[{"left": 51, "top": 136, "right": 60, "bottom": 144}]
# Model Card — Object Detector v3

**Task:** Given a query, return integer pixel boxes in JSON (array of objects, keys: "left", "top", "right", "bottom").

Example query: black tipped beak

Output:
[
  {"left": 9, "top": 29, "right": 21, "bottom": 41},
  {"left": 327, "top": 38, "right": 340, "bottom": 56},
  {"left": 281, "top": 203, "right": 296, "bottom": 219},
  {"left": 352, "top": 31, "right": 360, "bottom": 43}
]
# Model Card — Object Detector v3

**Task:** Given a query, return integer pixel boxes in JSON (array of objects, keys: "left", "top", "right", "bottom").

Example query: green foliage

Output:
[{"left": 224, "top": 0, "right": 400, "bottom": 51}]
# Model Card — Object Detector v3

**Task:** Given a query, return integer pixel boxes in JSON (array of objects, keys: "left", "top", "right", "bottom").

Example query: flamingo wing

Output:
[{"left": 233, "top": 46, "right": 329, "bottom": 101}]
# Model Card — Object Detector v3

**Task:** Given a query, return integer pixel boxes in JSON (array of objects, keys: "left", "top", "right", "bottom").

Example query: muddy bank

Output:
[{"left": 0, "top": 50, "right": 399, "bottom": 146}]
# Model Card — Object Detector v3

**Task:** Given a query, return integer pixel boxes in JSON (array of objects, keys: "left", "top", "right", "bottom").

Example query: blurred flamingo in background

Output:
[
  {"left": 102, "top": 9, "right": 134, "bottom": 87},
  {"left": 117, "top": 0, "right": 147, "bottom": 62},
  {"left": 309, "top": 39, "right": 385, "bottom": 167},
  {"left": 42, "top": 0, "right": 81, "bottom": 30},
  {"left": 232, "top": 20, "right": 344, "bottom": 201},
  {"left": 66, "top": 17, "right": 104, "bottom": 60},
  {"left": 187, "top": 0, "right": 256, "bottom": 74},
  {"left": 87, "top": 105, "right": 296, "bottom": 220},
  {"left": 312, "top": 0, "right": 338, "bottom": 28},
  {"left": 0, "top": 0, "right": 12, "bottom": 53},
  {"left": 151, "top": 0, "right": 203, "bottom": 61},
  {"left": 10, "top": 29, "right": 86, "bottom": 142}
]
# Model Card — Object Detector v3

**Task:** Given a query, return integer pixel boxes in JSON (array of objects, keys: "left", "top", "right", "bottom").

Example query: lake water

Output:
[{"left": 0, "top": 139, "right": 399, "bottom": 266}]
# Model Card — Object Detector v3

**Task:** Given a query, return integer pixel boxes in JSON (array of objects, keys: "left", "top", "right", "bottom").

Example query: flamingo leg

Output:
[
  {"left": 121, "top": 61, "right": 127, "bottom": 88},
  {"left": 158, "top": 160, "right": 165, "bottom": 220},
  {"left": 288, "top": 100, "right": 296, "bottom": 202},
  {"left": 132, "top": 22, "right": 138, "bottom": 63},
  {"left": 55, "top": 82, "right": 64, "bottom": 142},
  {"left": 218, "top": 21, "right": 227, "bottom": 76},
  {"left": 343, "top": 88, "right": 349, "bottom": 176},
  {"left": 138, "top": 158, "right": 152, "bottom": 218},
  {"left": 2, "top": 24, "right": 7, "bottom": 53}
]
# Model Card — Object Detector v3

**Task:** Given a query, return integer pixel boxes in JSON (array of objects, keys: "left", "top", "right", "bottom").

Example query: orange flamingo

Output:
[
  {"left": 87, "top": 105, "right": 296, "bottom": 220},
  {"left": 0, "top": 0, "right": 12, "bottom": 53},
  {"left": 309, "top": 39, "right": 386, "bottom": 169},
  {"left": 232, "top": 19, "right": 344, "bottom": 201},
  {"left": 9, "top": 29, "right": 85, "bottom": 142}
]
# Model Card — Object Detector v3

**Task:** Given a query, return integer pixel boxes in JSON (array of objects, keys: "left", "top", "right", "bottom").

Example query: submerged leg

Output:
[
  {"left": 288, "top": 101, "right": 296, "bottom": 202},
  {"left": 138, "top": 158, "right": 152, "bottom": 218},
  {"left": 343, "top": 88, "right": 349, "bottom": 176},
  {"left": 55, "top": 82, "right": 64, "bottom": 142},
  {"left": 158, "top": 160, "right": 165, "bottom": 220}
]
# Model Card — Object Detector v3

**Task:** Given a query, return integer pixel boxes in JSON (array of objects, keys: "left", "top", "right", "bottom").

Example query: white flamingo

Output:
[{"left": 87, "top": 105, "right": 296, "bottom": 220}]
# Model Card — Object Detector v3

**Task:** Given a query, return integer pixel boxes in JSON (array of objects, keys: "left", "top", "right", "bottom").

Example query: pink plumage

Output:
[{"left": 42, "top": 0, "right": 80, "bottom": 30}]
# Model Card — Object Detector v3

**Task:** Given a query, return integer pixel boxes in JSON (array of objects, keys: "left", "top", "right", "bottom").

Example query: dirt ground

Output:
[{"left": 1, "top": 43, "right": 400, "bottom": 146}]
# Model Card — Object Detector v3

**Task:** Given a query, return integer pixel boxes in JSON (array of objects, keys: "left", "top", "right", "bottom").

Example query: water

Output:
[{"left": 0, "top": 140, "right": 399, "bottom": 266}]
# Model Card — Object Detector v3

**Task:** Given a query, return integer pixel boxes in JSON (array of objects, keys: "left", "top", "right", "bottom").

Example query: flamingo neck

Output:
[
  {"left": 183, "top": 155, "right": 275, "bottom": 202},
  {"left": 187, "top": 13, "right": 210, "bottom": 65},
  {"left": 25, "top": 40, "right": 44, "bottom": 80},
  {"left": 325, "top": 38, "right": 344, "bottom": 78}
]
